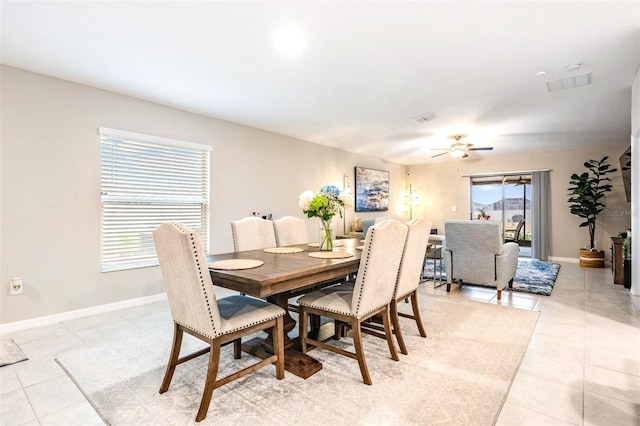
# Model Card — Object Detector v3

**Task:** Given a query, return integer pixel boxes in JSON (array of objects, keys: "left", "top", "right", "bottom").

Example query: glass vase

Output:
[{"left": 319, "top": 219, "right": 334, "bottom": 251}]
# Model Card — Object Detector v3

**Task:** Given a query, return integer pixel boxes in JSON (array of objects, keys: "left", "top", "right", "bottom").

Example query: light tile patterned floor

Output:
[{"left": 1, "top": 262, "right": 638, "bottom": 425}]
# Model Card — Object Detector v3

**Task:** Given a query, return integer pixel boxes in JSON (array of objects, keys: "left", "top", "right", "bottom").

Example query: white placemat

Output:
[
  {"left": 263, "top": 247, "right": 304, "bottom": 254},
  {"left": 208, "top": 259, "right": 264, "bottom": 270},
  {"left": 308, "top": 251, "right": 353, "bottom": 259}
]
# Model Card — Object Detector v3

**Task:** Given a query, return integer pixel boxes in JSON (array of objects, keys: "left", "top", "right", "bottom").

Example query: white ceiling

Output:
[{"left": 2, "top": 1, "right": 639, "bottom": 165}]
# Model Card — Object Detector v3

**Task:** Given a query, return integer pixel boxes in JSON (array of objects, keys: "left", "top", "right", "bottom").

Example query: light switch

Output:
[{"left": 451, "top": 205, "right": 457, "bottom": 212}]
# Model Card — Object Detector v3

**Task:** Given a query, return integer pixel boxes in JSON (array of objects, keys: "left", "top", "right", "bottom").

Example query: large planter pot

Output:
[
  {"left": 623, "top": 259, "right": 632, "bottom": 289},
  {"left": 579, "top": 248, "right": 605, "bottom": 268}
]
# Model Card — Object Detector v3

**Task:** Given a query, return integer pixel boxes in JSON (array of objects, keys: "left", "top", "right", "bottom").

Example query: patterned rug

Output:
[
  {"left": 423, "top": 258, "right": 561, "bottom": 296},
  {"left": 0, "top": 338, "right": 28, "bottom": 367},
  {"left": 56, "top": 295, "right": 539, "bottom": 425}
]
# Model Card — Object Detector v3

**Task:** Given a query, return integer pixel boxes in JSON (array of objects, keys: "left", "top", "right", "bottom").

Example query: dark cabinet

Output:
[{"left": 611, "top": 236, "right": 625, "bottom": 285}]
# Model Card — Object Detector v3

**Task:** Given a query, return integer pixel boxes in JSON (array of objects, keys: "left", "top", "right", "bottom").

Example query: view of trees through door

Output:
[{"left": 470, "top": 174, "right": 532, "bottom": 257}]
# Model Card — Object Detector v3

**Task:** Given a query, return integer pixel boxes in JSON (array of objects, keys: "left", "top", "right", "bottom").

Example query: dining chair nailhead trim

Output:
[
  {"left": 222, "top": 311, "right": 285, "bottom": 335},
  {"left": 231, "top": 226, "right": 239, "bottom": 252},
  {"left": 393, "top": 250, "right": 407, "bottom": 297},
  {"left": 174, "top": 222, "right": 218, "bottom": 338}
]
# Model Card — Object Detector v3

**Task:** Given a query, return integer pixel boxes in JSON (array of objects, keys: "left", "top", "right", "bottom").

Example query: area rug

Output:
[
  {"left": 423, "top": 259, "right": 561, "bottom": 296},
  {"left": 0, "top": 338, "right": 28, "bottom": 367},
  {"left": 56, "top": 296, "right": 539, "bottom": 425}
]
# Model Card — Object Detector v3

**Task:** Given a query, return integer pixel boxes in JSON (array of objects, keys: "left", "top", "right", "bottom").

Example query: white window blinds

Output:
[{"left": 99, "top": 127, "right": 211, "bottom": 272}]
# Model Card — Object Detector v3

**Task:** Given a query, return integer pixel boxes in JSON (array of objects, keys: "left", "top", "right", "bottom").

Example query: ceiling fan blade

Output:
[
  {"left": 431, "top": 152, "right": 449, "bottom": 158},
  {"left": 467, "top": 147, "right": 493, "bottom": 151}
]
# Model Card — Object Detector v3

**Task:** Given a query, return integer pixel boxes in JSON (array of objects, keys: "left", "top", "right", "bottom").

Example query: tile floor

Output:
[{"left": 1, "top": 262, "right": 638, "bottom": 425}]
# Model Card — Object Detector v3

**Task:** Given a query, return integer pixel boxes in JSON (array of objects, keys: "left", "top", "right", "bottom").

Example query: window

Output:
[
  {"left": 470, "top": 173, "right": 532, "bottom": 257},
  {"left": 100, "top": 128, "right": 211, "bottom": 272}
]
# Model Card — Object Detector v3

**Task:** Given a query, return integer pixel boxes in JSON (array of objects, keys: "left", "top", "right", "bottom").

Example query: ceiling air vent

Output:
[
  {"left": 412, "top": 112, "right": 437, "bottom": 124},
  {"left": 546, "top": 72, "right": 592, "bottom": 92}
]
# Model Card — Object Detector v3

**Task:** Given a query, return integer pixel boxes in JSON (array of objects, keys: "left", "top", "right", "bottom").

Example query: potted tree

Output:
[{"left": 567, "top": 156, "right": 617, "bottom": 267}]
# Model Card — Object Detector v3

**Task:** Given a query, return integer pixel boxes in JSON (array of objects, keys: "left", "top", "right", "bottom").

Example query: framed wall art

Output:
[{"left": 355, "top": 166, "right": 389, "bottom": 212}]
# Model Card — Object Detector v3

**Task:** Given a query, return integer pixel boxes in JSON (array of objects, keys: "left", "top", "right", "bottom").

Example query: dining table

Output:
[{"left": 207, "top": 238, "right": 363, "bottom": 378}]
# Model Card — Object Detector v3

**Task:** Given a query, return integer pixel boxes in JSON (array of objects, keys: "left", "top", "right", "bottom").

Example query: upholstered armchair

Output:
[{"left": 443, "top": 220, "right": 519, "bottom": 300}]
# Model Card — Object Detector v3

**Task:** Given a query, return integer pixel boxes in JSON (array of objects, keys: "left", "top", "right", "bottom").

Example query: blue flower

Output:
[{"left": 320, "top": 185, "right": 341, "bottom": 197}]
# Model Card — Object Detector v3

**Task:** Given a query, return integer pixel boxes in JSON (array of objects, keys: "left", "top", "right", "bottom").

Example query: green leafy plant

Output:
[
  {"left": 623, "top": 236, "right": 632, "bottom": 261},
  {"left": 567, "top": 156, "right": 617, "bottom": 250}
]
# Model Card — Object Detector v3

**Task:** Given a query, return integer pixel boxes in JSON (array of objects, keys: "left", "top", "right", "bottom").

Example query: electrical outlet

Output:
[{"left": 10, "top": 277, "right": 23, "bottom": 295}]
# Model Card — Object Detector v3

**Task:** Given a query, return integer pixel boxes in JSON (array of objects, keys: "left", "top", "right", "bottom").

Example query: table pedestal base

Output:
[
  {"left": 241, "top": 321, "right": 336, "bottom": 379},
  {"left": 242, "top": 337, "right": 323, "bottom": 379}
]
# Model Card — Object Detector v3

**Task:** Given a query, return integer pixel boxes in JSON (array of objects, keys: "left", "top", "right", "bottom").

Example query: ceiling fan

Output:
[{"left": 430, "top": 135, "right": 494, "bottom": 158}]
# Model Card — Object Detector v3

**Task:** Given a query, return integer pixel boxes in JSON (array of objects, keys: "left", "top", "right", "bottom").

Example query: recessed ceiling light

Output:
[
  {"left": 566, "top": 64, "right": 581, "bottom": 72},
  {"left": 274, "top": 26, "right": 307, "bottom": 56},
  {"left": 537, "top": 71, "right": 547, "bottom": 76}
]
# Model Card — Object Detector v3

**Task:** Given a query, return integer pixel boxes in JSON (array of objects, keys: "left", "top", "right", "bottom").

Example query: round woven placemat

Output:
[
  {"left": 208, "top": 259, "right": 264, "bottom": 270},
  {"left": 263, "top": 247, "right": 304, "bottom": 254},
  {"left": 308, "top": 251, "right": 353, "bottom": 259},
  {"left": 307, "top": 241, "right": 344, "bottom": 248},
  {"left": 355, "top": 245, "right": 364, "bottom": 250}
]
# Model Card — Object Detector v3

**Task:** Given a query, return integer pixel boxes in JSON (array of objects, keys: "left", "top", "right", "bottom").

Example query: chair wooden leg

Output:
[
  {"left": 310, "top": 313, "right": 321, "bottom": 331},
  {"left": 160, "top": 322, "right": 183, "bottom": 394},
  {"left": 390, "top": 300, "right": 407, "bottom": 355},
  {"left": 382, "top": 305, "right": 400, "bottom": 361},
  {"left": 446, "top": 283, "right": 451, "bottom": 292},
  {"left": 497, "top": 289, "right": 502, "bottom": 300},
  {"left": 410, "top": 291, "right": 427, "bottom": 338},
  {"left": 273, "top": 316, "right": 285, "bottom": 380},
  {"left": 299, "top": 307, "right": 308, "bottom": 354},
  {"left": 233, "top": 339, "right": 241, "bottom": 359},
  {"left": 508, "top": 278, "right": 514, "bottom": 289},
  {"left": 195, "top": 339, "right": 221, "bottom": 422},
  {"left": 351, "top": 318, "right": 372, "bottom": 385}
]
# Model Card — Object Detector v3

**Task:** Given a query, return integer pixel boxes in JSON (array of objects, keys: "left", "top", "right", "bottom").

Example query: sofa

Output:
[{"left": 345, "top": 217, "right": 376, "bottom": 239}]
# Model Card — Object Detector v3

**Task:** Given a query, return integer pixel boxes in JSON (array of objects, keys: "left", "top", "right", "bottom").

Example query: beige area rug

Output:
[
  {"left": 56, "top": 296, "right": 539, "bottom": 425},
  {"left": 0, "top": 338, "right": 28, "bottom": 367}
]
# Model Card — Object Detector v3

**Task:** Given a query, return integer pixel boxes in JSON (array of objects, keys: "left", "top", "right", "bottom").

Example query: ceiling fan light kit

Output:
[{"left": 430, "top": 134, "right": 493, "bottom": 158}]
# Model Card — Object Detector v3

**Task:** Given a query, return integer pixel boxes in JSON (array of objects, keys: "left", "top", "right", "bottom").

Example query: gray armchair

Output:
[{"left": 443, "top": 220, "right": 519, "bottom": 300}]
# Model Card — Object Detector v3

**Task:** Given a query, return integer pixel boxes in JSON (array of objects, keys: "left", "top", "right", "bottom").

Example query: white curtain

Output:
[{"left": 531, "top": 171, "right": 550, "bottom": 260}]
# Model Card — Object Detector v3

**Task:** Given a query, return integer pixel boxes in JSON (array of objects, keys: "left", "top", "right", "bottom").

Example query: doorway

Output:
[{"left": 470, "top": 174, "right": 532, "bottom": 257}]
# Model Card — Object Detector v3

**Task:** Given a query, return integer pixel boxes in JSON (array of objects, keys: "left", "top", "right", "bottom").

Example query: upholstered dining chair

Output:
[
  {"left": 231, "top": 216, "right": 277, "bottom": 252},
  {"left": 297, "top": 219, "right": 408, "bottom": 385},
  {"left": 389, "top": 217, "right": 431, "bottom": 354},
  {"left": 349, "top": 218, "right": 431, "bottom": 355},
  {"left": 374, "top": 214, "right": 408, "bottom": 224},
  {"left": 153, "top": 223, "right": 285, "bottom": 422},
  {"left": 443, "top": 220, "right": 519, "bottom": 301},
  {"left": 273, "top": 216, "right": 308, "bottom": 246}
]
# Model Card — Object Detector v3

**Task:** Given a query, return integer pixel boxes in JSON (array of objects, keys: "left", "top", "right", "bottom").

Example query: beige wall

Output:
[
  {"left": 0, "top": 66, "right": 406, "bottom": 324},
  {"left": 407, "top": 147, "right": 631, "bottom": 260},
  {"left": 1, "top": 64, "right": 633, "bottom": 325},
  {"left": 631, "top": 65, "right": 639, "bottom": 296}
]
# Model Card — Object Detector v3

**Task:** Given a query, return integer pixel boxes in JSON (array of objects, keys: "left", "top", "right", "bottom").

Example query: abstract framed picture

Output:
[{"left": 355, "top": 166, "right": 389, "bottom": 212}]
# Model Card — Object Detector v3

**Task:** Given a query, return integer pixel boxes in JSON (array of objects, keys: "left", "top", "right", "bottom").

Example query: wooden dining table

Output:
[{"left": 207, "top": 238, "right": 363, "bottom": 378}]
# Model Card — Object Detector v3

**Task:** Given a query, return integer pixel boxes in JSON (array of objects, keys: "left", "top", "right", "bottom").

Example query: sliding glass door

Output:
[{"left": 470, "top": 175, "right": 532, "bottom": 257}]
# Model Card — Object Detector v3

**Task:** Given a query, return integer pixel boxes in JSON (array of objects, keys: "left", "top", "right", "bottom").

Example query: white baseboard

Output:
[
  {"left": 0, "top": 293, "right": 167, "bottom": 336},
  {"left": 548, "top": 256, "right": 612, "bottom": 267},
  {"left": 549, "top": 256, "right": 579, "bottom": 263}
]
